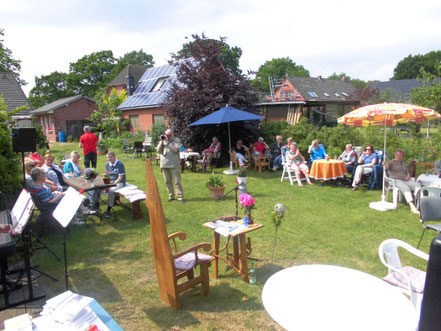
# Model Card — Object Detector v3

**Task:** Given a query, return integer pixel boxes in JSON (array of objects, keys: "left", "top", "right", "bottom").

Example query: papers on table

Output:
[
  {"left": 52, "top": 187, "right": 84, "bottom": 228},
  {"left": 206, "top": 220, "right": 246, "bottom": 237},
  {"left": 32, "top": 291, "right": 110, "bottom": 331},
  {"left": 3, "top": 313, "right": 33, "bottom": 331}
]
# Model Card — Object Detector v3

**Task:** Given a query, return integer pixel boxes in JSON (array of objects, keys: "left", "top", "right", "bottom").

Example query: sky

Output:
[{"left": 1, "top": 0, "right": 441, "bottom": 96}]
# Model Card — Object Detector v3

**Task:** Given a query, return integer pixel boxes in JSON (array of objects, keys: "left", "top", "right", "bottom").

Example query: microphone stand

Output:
[{"left": 218, "top": 184, "right": 240, "bottom": 216}]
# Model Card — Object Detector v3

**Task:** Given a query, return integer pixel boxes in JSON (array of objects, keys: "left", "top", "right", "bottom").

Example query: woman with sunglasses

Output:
[{"left": 352, "top": 144, "right": 378, "bottom": 191}]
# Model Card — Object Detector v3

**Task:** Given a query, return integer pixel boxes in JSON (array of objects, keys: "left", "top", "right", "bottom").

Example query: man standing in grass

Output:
[
  {"left": 156, "top": 128, "right": 185, "bottom": 203},
  {"left": 79, "top": 125, "right": 99, "bottom": 168}
]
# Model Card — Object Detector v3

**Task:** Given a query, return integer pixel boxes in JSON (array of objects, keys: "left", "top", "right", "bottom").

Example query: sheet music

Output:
[
  {"left": 52, "top": 187, "right": 84, "bottom": 228},
  {"left": 10, "top": 189, "right": 34, "bottom": 234}
]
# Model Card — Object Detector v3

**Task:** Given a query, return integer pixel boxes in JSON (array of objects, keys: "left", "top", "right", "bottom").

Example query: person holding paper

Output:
[{"left": 103, "top": 151, "right": 126, "bottom": 218}]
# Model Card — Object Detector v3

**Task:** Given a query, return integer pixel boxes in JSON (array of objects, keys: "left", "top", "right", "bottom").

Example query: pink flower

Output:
[{"left": 239, "top": 193, "right": 255, "bottom": 207}]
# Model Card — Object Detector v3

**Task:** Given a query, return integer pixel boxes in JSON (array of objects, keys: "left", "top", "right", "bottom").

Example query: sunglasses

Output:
[{"left": 366, "top": 148, "right": 372, "bottom": 151}]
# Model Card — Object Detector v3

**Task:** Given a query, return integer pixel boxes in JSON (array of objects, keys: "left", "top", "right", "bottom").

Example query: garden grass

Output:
[{"left": 31, "top": 142, "right": 430, "bottom": 330}]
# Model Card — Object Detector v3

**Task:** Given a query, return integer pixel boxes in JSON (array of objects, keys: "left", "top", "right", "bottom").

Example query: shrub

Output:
[{"left": 150, "top": 122, "right": 166, "bottom": 146}]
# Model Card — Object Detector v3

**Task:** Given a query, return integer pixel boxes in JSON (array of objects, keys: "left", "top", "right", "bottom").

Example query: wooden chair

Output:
[
  {"left": 230, "top": 151, "right": 239, "bottom": 169},
  {"left": 409, "top": 161, "right": 434, "bottom": 178},
  {"left": 145, "top": 159, "right": 213, "bottom": 309}
]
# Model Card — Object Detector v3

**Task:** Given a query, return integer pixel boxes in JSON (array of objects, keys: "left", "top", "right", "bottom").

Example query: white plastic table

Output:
[
  {"left": 417, "top": 174, "right": 441, "bottom": 188},
  {"left": 262, "top": 264, "right": 418, "bottom": 331}
]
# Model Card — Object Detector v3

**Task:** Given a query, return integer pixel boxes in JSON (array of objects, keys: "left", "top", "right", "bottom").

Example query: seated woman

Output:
[
  {"left": 286, "top": 143, "right": 314, "bottom": 187},
  {"left": 352, "top": 144, "right": 378, "bottom": 191},
  {"left": 42, "top": 152, "right": 68, "bottom": 191},
  {"left": 252, "top": 137, "right": 269, "bottom": 156},
  {"left": 385, "top": 149, "right": 419, "bottom": 214},
  {"left": 202, "top": 137, "right": 222, "bottom": 164},
  {"left": 233, "top": 140, "right": 249, "bottom": 166},
  {"left": 29, "top": 167, "right": 64, "bottom": 213},
  {"left": 308, "top": 139, "right": 328, "bottom": 163},
  {"left": 63, "top": 151, "right": 83, "bottom": 178},
  {"left": 24, "top": 158, "right": 36, "bottom": 190},
  {"left": 339, "top": 144, "right": 357, "bottom": 174}
]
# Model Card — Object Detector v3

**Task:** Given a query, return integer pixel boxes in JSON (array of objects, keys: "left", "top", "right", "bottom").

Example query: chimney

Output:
[
  {"left": 318, "top": 75, "right": 322, "bottom": 80},
  {"left": 126, "top": 74, "right": 135, "bottom": 96},
  {"left": 341, "top": 76, "right": 347, "bottom": 82}
]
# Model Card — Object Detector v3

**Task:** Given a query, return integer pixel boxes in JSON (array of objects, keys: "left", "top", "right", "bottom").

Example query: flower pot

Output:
[
  {"left": 208, "top": 185, "right": 226, "bottom": 200},
  {"left": 237, "top": 176, "right": 248, "bottom": 185},
  {"left": 103, "top": 177, "right": 111, "bottom": 184}
]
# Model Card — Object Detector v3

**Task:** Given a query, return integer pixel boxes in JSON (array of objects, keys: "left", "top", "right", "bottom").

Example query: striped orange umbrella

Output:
[{"left": 338, "top": 103, "right": 440, "bottom": 127}]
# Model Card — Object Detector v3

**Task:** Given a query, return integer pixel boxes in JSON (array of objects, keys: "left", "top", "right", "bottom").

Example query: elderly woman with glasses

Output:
[
  {"left": 42, "top": 152, "right": 68, "bottom": 191},
  {"left": 352, "top": 144, "right": 378, "bottom": 191}
]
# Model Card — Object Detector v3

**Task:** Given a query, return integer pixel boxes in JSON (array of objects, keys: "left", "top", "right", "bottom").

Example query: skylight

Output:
[
  {"left": 324, "top": 92, "right": 330, "bottom": 97},
  {"left": 334, "top": 92, "right": 340, "bottom": 97},
  {"left": 308, "top": 91, "right": 319, "bottom": 98},
  {"left": 341, "top": 92, "right": 349, "bottom": 96},
  {"left": 151, "top": 77, "right": 169, "bottom": 92}
]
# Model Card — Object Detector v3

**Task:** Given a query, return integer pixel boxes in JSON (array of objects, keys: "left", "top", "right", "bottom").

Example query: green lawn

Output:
[{"left": 32, "top": 142, "right": 429, "bottom": 330}]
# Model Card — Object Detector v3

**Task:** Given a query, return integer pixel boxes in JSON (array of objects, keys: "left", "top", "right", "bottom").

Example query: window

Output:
[
  {"left": 129, "top": 115, "right": 139, "bottom": 129},
  {"left": 335, "top": 92, "right": 340, "bottom": 97},
  {"left": 153, "top": 114, "right": 166, "bottom": 125},
  {"left": 308, "top": 91, "right": 319, "bottom": 98},
  {"left": 150, "top": 77, "right": 169, "bottom": 92},
  {"left": 281, "top": 91, "right": 285, "bottom": 99},
  {"left": 341, "top": 92, "right": 349, "bottom": 97}
]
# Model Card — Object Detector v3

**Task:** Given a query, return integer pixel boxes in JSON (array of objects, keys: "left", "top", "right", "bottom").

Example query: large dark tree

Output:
[
  {"left": 29, "top": 71, "right": 74, "bottom": 108},
  {"left": 164, "top": 34, "right": 260, "bottom": 156},
  {"left": 0, "top": 29, "right": 25, "bottom": 85},
  {"left": 251, "top": 57, "right": 309, "bottom": 92},
  {"left": 392, "top": 51, "right": 441, "bottom": 80}
]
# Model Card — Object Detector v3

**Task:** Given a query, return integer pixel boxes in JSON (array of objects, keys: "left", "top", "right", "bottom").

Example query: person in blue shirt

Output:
[
  {"left": 103, "top": 151, "right": 126, "bottom": 218},
  {"left": 308, "top": 139, "right": 328, "bottom": 163},
  {"left": 352, "top": 144, "right": 378, "bottom": 191}
]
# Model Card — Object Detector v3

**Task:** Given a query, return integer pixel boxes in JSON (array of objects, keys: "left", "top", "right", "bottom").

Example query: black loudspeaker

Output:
[
  {"left": 12, "top": 127, "right": 37, "bottom": 153},
  {"left": 419, "top": 234, "right": 441, "bottom": 331}
]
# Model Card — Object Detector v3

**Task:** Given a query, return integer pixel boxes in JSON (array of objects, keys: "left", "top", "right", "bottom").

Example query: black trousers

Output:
[{"left": 84, "top": 151, "right": 97, "bottom": 168}]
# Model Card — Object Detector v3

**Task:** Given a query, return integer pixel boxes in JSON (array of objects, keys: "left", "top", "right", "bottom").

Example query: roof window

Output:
[{"left": 151, "top": 77, "right": 169, "bottom": 92}]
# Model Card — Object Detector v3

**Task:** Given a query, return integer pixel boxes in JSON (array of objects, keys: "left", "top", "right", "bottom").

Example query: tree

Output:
[
  {"left": 88, "top": 88, "right": 128, "bottom": 136},
  {"left": 411, "top": 65, "right": 441, "bottom": 111},
  {"left": 164, "top": 34, "right": 260, "bottom": 154},
  {"left": 392, "top": 51, "right": 441, "bottom": 80},
  {"left": 0, "top": 29, "right": 25, "bottom": 85},
  {"left": 177, "top": 34, "right": 243, "bottom": 77},
  {"left": 327, "top": 72, "right": 368, "bottom": 89},
  {"left": 251, "top": 57, "right": 310, "bottom": 92},
  {"left": 67, "top": 50, "right": 116, "bottom": 97},
  {"left": 0, "top": 96, "right": 26, "bottom": 209},
  {"left": 347, "top": 85, "right": 380, "bottom": 106},
  {"left": 28, "top": 71, "right": 74, "bottom": 108}
]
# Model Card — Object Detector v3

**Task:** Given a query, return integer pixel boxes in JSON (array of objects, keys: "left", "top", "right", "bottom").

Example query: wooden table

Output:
[
  {"left": 203, "top": 218, "right": 263, "bottom": 282},
  {"left": 64, "top": 176, "right": 116, "bottom": 192},
  {"left": 310, "top": 159, "right": 347, "bottom": 180},
  {"left": 253, "top": 156, "right": 271, "bottom": 173},
  {"left": 262, "top": 264, "right": 417, "bottom": 331}
]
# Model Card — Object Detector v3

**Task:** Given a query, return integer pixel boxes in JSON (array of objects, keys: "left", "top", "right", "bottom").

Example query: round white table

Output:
[
  {"left": 417, "top": 174, "right": 441, "bottom": 188},
  {"left": 262, "top": 264, "right": 418, "bottom": 331}
]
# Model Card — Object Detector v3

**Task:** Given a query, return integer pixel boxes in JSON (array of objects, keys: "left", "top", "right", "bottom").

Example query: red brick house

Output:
[
  {"left": 117, "top": 64, "right": 174, "bottom": 132},
  {"left": 258, "top": 75, "right": 360, "bottom": 126},
  {"left": 31, "top": 95, "right": 96, "bottom": 142},
  {"left": 106, "top": 64, "right": 148, "bottom": 97}
]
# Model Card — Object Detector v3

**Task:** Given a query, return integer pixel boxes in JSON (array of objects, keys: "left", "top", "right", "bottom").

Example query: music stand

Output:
[{"left": 52, "top": 187, "right": 86, "bottom": 290}]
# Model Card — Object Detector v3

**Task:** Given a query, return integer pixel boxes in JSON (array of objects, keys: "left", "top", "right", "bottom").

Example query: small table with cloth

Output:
[
  {"left": 310, "top": 159, "right": 347, "bottom": 181},
  {"left": 262, "top": 264, "right": 418, "bottom": 331},
  {"left": 203, "top": 217, "right": 263, "bottom": 283},
  {"left": 416, "top": 173, "right": 441, "bottom": 188},
  {"left": 179, "top": 152, "right": 201, "bottom": 172}
]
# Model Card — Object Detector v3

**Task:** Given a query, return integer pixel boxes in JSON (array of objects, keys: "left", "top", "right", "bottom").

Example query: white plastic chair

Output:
[
  {"left": 280, "top": 147, "right": 304, "bottom": 185},
  {"left": 379, "top": 239, "right": 429, "bottom": 312},
  {"left": 384, "top": 171, "right": 404, "bottom": 207},
  {"left": 418, "top": 195, "right": 441, "bottom": 248}
]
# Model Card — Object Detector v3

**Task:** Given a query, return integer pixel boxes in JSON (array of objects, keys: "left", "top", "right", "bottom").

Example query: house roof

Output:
[
  {"left": 369, "top": 79, "right": 424, "bottom": 102},
  {"left": 0, "top": 72, "right": 33, "bottom": 115},
  {"left": 31, "top": 95, "right": 95, "bottom": 115},
  {"left": 108, "top": 64, "right": 148, "bottom": 88},
  {"left": 118, "top": 63, "right": 177, "bottom": 110},
  {"left": 285, "top": 75, "right": 356, "bottom": 103}
]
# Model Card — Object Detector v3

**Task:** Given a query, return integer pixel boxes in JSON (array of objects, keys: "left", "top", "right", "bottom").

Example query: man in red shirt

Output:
[
  {"left": 79, "top": 126, "right": 99, "bottom": 168},
  {"left": 252, "top": 137, "right": 269, "bottom": 156}
]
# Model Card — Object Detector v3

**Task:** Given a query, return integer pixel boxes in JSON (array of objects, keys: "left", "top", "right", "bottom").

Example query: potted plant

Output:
[
  {"left": 97, "top": 138, "right": 108, "bottom": 155},
  {"left": 206, "top": 172, "right": 226, "bottom": 200},
  {"left": 237, "top": 165, "right": 248, "bottom": 185},
  {"left": 102, "top": 171, "right": 111, "bottom": 184}
]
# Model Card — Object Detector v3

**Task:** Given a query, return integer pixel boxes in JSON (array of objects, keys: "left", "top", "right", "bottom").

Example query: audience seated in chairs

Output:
[
  {"left": 233, "top": 140, "right": 249, "bottom": 166},
  {"left": 63, "top": 151, "right": 83, "bottom": 178},
  {"left": 286, "top": 143, "right": 314, "bottom": 187},
  {"left": 339, "top": 144, "right": 357, "bottom": 175},
  {"left": 201, "top": 136, "right": 222, "bottom": 169},
  {"left": 270, "top": 135, "right": 284, "bottom": 172},
  {"left": 24, "top": 158, "right": 36, "bottom": 190},
  {"left": 252, "top": 137, "right": 269, "bottom": 156},
  {"left": 385, "top": 149, "right": 419, "bottom": 214},
  {"left": 42, "top": 152, "right": 68, "bottom": 191},
  {"left": 308, "top": 139, "right": 328, "bottom": 167},
  {"left": 352, "top": 144, "right": 378, "bottom": 191}
]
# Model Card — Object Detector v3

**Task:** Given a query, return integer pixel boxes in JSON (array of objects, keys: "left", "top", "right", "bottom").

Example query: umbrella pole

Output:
[
  {"left": 381, "top": 118, "right": 387, "bottom": 202},
  {"left": 228, "top": 122, "right": 233, "bottom": 171}
]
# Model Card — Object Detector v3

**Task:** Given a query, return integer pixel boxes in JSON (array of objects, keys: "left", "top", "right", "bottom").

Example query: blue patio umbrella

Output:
[{"left": 189, "top": 106, "right": 264, "bottom": 173}]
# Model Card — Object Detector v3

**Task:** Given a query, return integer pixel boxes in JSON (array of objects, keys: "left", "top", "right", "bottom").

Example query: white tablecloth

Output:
[
  {"left": 417, "top": 174, "right": 441, "bottom": 188},
  {"left": 262, "top": 264, "right": 417, "bottom": 331},
  {"left": 180, "top": 152, "right": 200, "bottom": 160}
]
